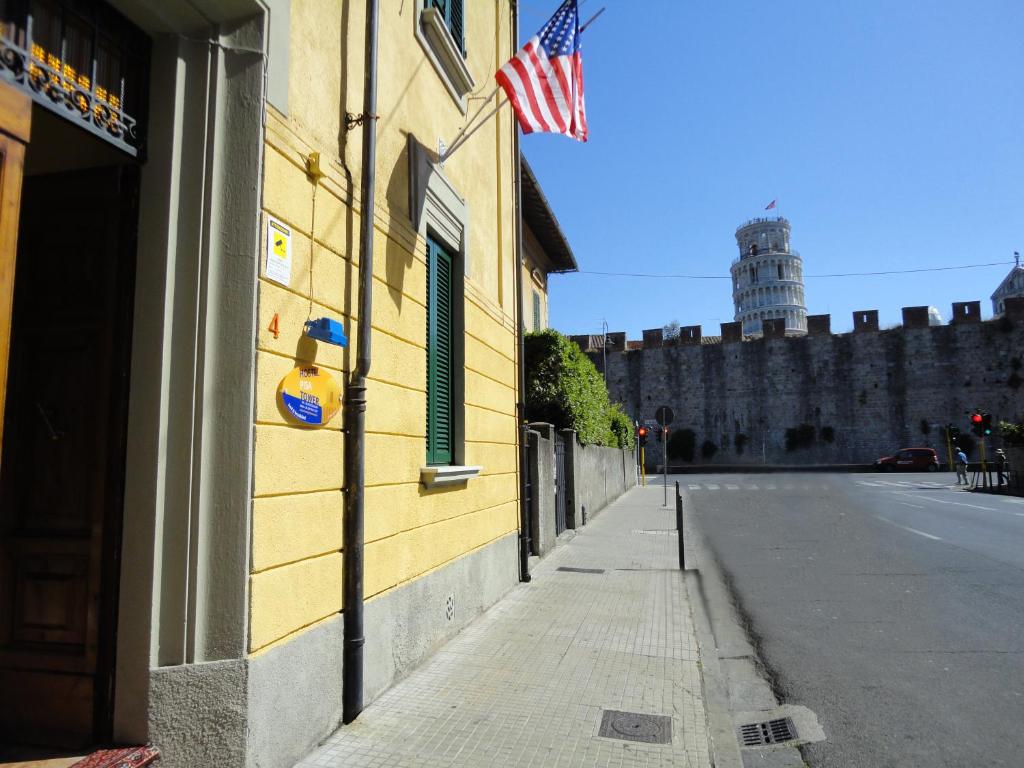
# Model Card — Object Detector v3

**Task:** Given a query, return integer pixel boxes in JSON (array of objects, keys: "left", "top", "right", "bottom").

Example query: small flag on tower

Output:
[
  {"left": 765, "top": 200, "right": 777, "bottom": 211},
  {"left": 496, "top": 0, "right": 588, "bottom": 141}
]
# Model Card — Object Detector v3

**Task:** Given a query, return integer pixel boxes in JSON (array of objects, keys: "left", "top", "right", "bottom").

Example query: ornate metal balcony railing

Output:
[{"left": 0, "top": 2, "right": 145, "bottom": 157}]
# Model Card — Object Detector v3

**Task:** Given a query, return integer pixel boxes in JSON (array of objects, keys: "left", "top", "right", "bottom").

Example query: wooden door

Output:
[
  {"left": 0, "top": 83, "right": 30, "bottom": 462},
  {"left": 0, "top": 157, "right": 137, "bottom": 748}
]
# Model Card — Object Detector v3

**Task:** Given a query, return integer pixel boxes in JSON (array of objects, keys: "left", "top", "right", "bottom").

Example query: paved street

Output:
[
  {"left": 684, "top": 472, "right": 1024, "bottom": 768},
  {"left": 295, "top": 487, "right": 713, "bottom": 768}
]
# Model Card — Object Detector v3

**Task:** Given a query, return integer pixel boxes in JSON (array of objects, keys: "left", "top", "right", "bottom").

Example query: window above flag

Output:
[{"left": 417, "top": 0, "right": 474, "bottom": 109}]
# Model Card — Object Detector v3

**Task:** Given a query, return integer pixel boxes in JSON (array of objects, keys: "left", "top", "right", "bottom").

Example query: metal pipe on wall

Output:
[
  {"left": 511, "top": 0, "right": 531, "bottom": 583},
  {"left": 343, "top": 0, "right": 379, "bottom": 725}
]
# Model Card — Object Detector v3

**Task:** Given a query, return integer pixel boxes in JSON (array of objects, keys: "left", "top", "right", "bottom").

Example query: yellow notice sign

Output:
[
  {"left": 278, "top": 365, "right": 342, "bottom": 427},
  {"left": 265, "top": 217, "right": 293, "bottom": 286}
]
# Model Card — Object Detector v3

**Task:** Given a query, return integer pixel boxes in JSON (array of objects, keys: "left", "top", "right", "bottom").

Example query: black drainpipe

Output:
[
  {"left": 343, "top": 0, "right": 379, "bottom": 724},
  {"left": 511, "top": 0, "right": 532, "bottom": 583}
]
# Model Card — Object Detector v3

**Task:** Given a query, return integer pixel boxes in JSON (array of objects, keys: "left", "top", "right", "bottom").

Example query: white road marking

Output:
[
  {"left": 784, "top": 485, "right": 795, "bottom": 490},
  {"left": 725, "top": 484, "right": 739, "bottom": 490},
  {"left": 897, "top": 501, "right": 925, "bottom": 509},
  {"left": 1014, "top": 512, "right": 1024, "bottom": 518},
  {"left": 857, "top": 481, "right": 884, "bottom": 487},
  {"left": 1002, "top": 498, "right": 1024, "bottom": 506},
  {"left": 876, "top": 515, "right": 942, "bottom": 541},
  {"left": 707, "top": 484, "right": 720, "bottom": 490},
  {"left": 688, "top": 484, "right": 701, "bottom": 491},
  {"left": 765, "top": 484, "right": 777, "bottom": 490},
  {"left": 746, "top": 484, "right": 759, "bottom": 490},
  {"left": 891, "top": 492, "right": 997, "bottom": 512}
]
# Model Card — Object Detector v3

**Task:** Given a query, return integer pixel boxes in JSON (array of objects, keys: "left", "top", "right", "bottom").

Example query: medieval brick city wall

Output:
[{"left": 581, "top": 300, "right": 1024, "bottom": 467}]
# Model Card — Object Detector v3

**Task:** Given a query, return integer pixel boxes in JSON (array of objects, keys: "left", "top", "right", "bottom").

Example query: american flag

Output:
[
  {"left": 496, "top": 0, "right": 587, "bottom": 141},
  {"left": 765, "top": 200, "right": 777, "bottom": 210}
]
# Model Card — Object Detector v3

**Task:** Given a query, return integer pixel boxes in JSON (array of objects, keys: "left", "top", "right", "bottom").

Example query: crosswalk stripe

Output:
[
  {"left": 725, "top": 484, "right": 739, "bottom": 490},
  {"left": 747, "top": 485, "right": 759, "bottom": 490},
  {"left": 707, "top": 484, "right": 720, "bottom": 490},
  {"left": 688, "top": 484, "right": 700, "bottom": 490},
  {"left": 766, "top": 484, "right": 776, "bottom": 490}
]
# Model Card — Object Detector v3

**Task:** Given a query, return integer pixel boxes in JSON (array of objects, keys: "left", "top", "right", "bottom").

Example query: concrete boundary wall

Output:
[
  {"left": 524, "top": 428, "right": 637, "bottom": 561},
  {"left": 574, "top": 441, "right": 638, "bottom": 522}
]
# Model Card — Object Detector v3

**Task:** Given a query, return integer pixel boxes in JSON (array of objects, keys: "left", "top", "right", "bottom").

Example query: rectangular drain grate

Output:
[
  {"left": 738, "top": 717, "right": 797, "bottom": 747},
  {"left": 557, "top": 566, "right": 605, "bottom": 574},
  {"left": 599, "top": 710, "right": 672, "bottom": 744}
]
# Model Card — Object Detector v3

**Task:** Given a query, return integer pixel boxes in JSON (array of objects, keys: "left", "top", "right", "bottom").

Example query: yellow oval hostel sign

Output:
[{"left": 278, "top": 365, "right": 342, "bottom": 427}]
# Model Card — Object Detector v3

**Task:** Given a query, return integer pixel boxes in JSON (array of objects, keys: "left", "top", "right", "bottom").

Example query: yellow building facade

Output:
[{"left": 251, "top": 0, "right": 521, "bottom": 660}]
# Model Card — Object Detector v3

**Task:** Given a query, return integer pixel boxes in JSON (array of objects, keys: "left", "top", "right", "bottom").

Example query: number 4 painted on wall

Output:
[{"left": 269, "top": 313, "right": 280, "bottom": 339}]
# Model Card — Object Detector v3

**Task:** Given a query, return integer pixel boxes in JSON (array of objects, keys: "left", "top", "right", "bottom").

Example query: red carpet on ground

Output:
[{"left": 69, "top": 747, "right": 158, "bottom": 768}]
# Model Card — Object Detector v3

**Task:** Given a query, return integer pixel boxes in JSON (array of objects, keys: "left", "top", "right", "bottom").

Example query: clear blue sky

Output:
[{"left": 519, "top": 0, "right": 1024, "bottom": 338}]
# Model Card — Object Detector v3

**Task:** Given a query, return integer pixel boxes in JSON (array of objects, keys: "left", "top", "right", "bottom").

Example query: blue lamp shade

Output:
[{"left": 304, "top": 317, "right": 348, "bottom": 347}]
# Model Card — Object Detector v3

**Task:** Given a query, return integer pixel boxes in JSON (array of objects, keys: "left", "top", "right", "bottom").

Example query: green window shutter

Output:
[
  {"left": 426, "top": 238, "right": 454, "bottom": 465},
  {"left": 532, "top": 291, "right": 541, "bottom": 331},
  {"left": 426, "top": 0, "right": 465, "bottom": 54}
]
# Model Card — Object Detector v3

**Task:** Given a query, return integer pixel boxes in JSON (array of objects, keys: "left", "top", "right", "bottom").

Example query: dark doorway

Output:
[{"left": 0, "top": 105, "right": 139, "bottom": 750}]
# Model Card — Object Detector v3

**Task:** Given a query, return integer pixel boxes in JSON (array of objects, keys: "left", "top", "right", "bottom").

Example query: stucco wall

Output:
[
  {"left": 573, "top": 442, "right": 638, "bottom": 522},
  {"left": 601, "top": 315, "right": 1024, "bottom": 467},
  {"left": 249, "top": 1, "right": 520, "bottom": 655}
]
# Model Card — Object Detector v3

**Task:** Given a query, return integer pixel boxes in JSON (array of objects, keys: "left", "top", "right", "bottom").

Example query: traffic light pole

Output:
[
  {"left": 640, "top": 446, "right": 646, "bottom": 486},
  {"left": 980, "top": 437, "right": 989, "bottom": 489}
]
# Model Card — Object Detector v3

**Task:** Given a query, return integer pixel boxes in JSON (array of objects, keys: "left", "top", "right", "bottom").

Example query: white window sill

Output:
[
  {"left": 416, "top": 7, "right": 475, "bottom": 112},
  {"left": 420, "top": 465, "right": 482, "bottom": 489}
]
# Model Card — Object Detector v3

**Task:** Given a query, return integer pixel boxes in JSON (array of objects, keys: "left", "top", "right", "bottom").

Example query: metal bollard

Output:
[{"left": 675, "top": 481, "right": 685, "bottom": 570}]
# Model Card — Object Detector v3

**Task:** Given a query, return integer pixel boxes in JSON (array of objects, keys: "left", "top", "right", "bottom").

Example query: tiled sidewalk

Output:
[{"left": 296, "top": 486, "right": 712, "bottom": 768}]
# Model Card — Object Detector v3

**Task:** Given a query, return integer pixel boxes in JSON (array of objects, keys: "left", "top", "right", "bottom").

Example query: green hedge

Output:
[{"left": 524, "top": 329, "right": 635, "bottom": 449}]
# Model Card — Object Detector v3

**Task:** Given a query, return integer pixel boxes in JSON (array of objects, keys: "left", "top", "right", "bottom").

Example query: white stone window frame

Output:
[
  {"left": 416, "top": 4, "right": 476, "bottom": 112},
  {"left": 407, "top": 135, "right": 482, "bottom": 486}
]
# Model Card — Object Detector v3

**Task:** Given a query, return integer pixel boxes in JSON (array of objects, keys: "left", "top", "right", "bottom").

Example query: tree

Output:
[
  {"left": 524, "top": 329, "right": 634, "bottom": 449},
  {"left": 663, "top": 320, "right": 680, "bottom": 343}
]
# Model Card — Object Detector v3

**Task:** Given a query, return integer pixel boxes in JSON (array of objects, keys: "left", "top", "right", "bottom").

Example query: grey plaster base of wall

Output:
[
  {"left": 363, "top": 532, "right": 519, "bottom": 704},
  {"left": 247, "top": 615, "right": 344, "bottom": 768},
  {"left": 149, "top": 616, "right": 345, "bottom": 768},
  {"left": 149, "top": 658, "right": 249, "bottom": 768}
]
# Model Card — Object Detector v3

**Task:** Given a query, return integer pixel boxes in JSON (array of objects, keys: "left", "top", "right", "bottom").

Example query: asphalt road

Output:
[{"left": 681, "top": 472, "right": 1024, "bottom": 768}]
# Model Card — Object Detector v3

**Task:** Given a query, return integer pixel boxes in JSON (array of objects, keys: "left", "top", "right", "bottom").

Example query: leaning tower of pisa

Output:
[{"left": 730, "top": 217, "right": 807, "bottom": 336}]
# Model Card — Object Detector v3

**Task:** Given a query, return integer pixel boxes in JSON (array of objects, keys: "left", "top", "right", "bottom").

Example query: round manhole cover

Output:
[{"left": 610, "top": 713, "right": 663, "bottom": 739}]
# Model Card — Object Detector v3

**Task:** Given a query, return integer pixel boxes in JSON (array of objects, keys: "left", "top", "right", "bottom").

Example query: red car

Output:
[{"left": 874, "top": 448, "right": 940, "bottom": 472}]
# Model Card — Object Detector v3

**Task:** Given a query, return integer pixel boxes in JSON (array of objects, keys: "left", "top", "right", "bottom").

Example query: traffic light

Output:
[
  {"left": 637, "top": 426, "right": 647, "bottom": 447},
  {"left": 971, "top": 412, "right": 984, "bottom": 436},
  {"left": 981, "top": 413, "right": 993, "bottom": 436}
]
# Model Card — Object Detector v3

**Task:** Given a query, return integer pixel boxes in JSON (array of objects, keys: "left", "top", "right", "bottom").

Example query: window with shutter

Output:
[
  {"left": 532, "top": 291, "right": 541, "bottom": 331},
  {"left": 426, "top": 0, "right": 465, "bottom": 54},
  {"left": 426, "top": 237, "right": 454, "bottom": 465}
]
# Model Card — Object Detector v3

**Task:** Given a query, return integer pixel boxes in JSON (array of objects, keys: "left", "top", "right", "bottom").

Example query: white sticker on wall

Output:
[{"left": 265, "top": 217, "right": 293, "bottom": 286}]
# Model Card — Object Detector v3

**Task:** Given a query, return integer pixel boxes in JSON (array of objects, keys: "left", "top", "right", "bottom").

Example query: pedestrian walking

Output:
[
  {"left": 955, "top": 446, "right": 969, "bottom": 485},
  {"left": 995, "top": 448, "right": 1007, "bottom": 488}
]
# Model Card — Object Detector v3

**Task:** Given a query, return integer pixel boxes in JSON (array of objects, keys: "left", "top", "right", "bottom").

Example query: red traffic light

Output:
[
  {"left": 638, "top": 427, "right": 647, "bottom": 437},
  {"left": 971, "top": 413, "right": 983, "bottom": 424}
]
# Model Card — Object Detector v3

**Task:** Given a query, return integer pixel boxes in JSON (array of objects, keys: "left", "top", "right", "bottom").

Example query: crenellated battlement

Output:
[
  {"left": 571, "top": 298, "right": 1023, "bottom": 354},
  {"left": 571, "top": 296, "right": 1024, "bottom": 469}
]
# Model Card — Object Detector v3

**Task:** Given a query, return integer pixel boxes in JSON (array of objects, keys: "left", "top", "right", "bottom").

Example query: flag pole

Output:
[
  {"left": 440, "top": 96, "right": 509, "bottom": 163},
  {"left": 579, "top": 6, "right": 606, "bottom": 33},
  {"left": 440, "top": 85, "right": 502, "bottom": 163}
]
